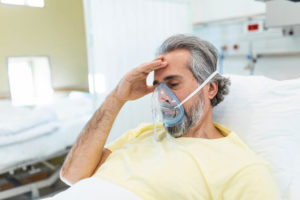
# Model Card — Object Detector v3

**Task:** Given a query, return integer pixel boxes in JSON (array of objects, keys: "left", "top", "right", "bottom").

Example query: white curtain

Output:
[{"left": 83, "top": 0, "right": 192, "bottom": 142}]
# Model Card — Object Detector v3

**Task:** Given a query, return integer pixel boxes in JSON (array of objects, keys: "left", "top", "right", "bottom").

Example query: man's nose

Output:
[{"left": 159, "top": 90, "right": 172, "bottom": 104}]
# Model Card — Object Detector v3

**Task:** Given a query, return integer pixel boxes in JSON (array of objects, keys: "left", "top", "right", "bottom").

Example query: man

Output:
[{"left": 55, "top": 35, "right": 281, "bottom": 199}]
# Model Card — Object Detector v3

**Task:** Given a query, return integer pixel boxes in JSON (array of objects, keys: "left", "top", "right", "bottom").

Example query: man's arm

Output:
[
  {"left": 60, "top": 58, "right": 167, "bottom": 185},
  {"left": 92, "top": 148, "right": 112, "bottom": 175},
  {"left": 60, "top": 90, "right": 125, "bottom": 185}
]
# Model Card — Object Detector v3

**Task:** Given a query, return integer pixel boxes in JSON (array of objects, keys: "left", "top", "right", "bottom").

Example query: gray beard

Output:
[{"left": 165, "top": 95, "right": 204, "bottom": 138}]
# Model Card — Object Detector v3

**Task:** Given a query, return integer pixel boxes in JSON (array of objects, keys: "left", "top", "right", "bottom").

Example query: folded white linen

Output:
[
  {"left": 0, "top": 107, "right": 57, "bottom": 136},
  {"left": 0, "top": 114, "right": 91, "bottom": 172},
  {"left": 0, "top": 121, "right": 59, "bottom": 146}
]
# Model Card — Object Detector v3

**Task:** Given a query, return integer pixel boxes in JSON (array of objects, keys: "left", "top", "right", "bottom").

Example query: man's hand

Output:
[{"left": 114, "top": 57, "right": 168, "bottom": 102}]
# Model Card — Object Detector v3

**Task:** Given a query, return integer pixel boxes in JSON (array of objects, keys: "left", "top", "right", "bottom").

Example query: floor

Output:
[
  {"left": 1, "top": 154, "right": 69, "bottom": 200},
  {"left": 4, "top": 179, "right": 69, "bottom": 200}
]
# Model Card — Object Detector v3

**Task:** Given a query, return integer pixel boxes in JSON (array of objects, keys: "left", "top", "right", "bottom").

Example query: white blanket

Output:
[{"left": 42, "top": 177, "right": 141, "bottom": 200}]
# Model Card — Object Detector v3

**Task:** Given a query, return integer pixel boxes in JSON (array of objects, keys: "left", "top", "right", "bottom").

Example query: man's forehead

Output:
[
  {"left": 162, "top": 49, "right": 191, "bottom": 65},
  {"left": 154, "top": 51, "right": 191, "bottom": 80},
  {"left": 153, "top": 63, "right": 187, "bottom": 81}
]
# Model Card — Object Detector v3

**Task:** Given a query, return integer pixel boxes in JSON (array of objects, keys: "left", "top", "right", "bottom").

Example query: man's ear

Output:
[{"left": 208, "top": 82, "right": 218, "bottom": 100}]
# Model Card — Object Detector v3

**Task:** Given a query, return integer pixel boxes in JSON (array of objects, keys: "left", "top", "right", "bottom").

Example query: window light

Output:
[
  {"left": 1, "top": 0, "right": 44, "bottom": 7},
  {"left": 8, "top": 57, "right": 53, "bottom": 106}
]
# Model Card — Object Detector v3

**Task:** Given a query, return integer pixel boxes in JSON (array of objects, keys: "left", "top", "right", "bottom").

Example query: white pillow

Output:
[
  {"left": 213, "top": 74, "right": 300, "bottom": 200},
  {"left": 48, "top": 92, "right": 93, "bottom": 121}
]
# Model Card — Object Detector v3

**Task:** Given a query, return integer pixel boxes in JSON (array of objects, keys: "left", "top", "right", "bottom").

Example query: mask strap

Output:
[{"left": 175, "top": 71, "right": 218, "bottom": 108}]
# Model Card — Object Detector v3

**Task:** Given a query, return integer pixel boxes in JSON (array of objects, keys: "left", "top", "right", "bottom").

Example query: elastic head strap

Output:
[{"left": 175, "top": 71, "right": 218, "bottom": 108}]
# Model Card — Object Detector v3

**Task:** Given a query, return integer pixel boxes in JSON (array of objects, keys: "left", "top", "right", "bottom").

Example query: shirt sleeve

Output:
[
  {"left": 222, "top": 163, "right": 282, "bottom": 200},
  {"left": 104, "top": 123, "right": 152, "bottom": 152}
]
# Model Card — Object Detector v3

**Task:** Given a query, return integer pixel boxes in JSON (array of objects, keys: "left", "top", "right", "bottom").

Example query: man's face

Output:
[{"left": 153, "top": 49, "right": 209, "bottom": 137}]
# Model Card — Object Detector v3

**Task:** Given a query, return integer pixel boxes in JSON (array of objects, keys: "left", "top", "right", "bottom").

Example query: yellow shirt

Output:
[{"left": 93, "top": 123, "right": 281, "bottom": 200}]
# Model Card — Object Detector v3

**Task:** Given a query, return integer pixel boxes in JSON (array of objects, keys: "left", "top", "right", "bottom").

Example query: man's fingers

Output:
[
  {"left": 153, "top": 56, "right": 164, "bottom": 61},
  {"left": 141, "top": 60, "right": 167, "bottom": 73},
  {"left": 128, "top": 60, "right": 167, "bottom": 82},
  {"left": 146, "top": 85, "right": 156, "bottom": 94}
]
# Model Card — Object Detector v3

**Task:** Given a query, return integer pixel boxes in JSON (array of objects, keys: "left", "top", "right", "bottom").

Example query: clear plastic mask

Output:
[
  {"left": 152, "top": 82, "right": 185, "bottom": 128},
  {"left": 152, "top": 71, "right": 218, "bottom": 132}
]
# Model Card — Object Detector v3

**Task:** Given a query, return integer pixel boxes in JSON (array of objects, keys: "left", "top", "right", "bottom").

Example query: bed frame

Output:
[{"left": 0, "top": 148, "right": 70, "bottom": 200}]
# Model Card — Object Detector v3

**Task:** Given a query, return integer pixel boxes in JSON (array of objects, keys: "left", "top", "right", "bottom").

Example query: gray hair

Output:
[{"left": 157, "top": 34, "right": 231, "bottom": 107}]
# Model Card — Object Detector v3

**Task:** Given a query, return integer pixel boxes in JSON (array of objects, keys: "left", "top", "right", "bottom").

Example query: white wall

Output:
[
  {"left": 193, "top": 0, "right": 265, "bottom": 23},
  {"left": 0, "top": 0, "right": 88, "bottom": 96}
]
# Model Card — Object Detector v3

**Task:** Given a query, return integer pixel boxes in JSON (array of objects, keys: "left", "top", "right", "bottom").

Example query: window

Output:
[
  {"left": 8, "top": 57, "right": 53, "bottom": 106},
  {"left": 0, "top": 0, "right": 44, "bottom": 7}
]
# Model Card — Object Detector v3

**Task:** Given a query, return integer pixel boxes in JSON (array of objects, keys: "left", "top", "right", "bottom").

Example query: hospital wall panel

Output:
[{"left": 193, "top": 16, "right": 300, "bottom": 80}]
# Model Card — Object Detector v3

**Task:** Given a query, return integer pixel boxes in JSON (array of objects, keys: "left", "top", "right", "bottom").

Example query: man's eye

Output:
[{"left": 169, "top": 83, "right": 178, "bottom": 88}]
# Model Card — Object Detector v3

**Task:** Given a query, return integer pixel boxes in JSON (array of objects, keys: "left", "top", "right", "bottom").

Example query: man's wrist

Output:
[{"left": 110, "top": 88, "right": 127, "bottom": 106}]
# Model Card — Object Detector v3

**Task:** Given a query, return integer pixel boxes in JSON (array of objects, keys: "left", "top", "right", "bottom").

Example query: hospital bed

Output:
[
  {"left": 1, "top": 75, "right": 299, "bottom": 200},
  {"left": 0, "top": 92, "right": 93, "bottom": 199}
]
